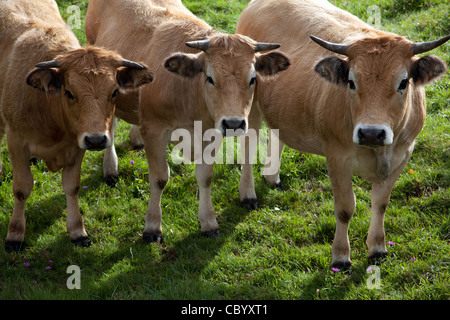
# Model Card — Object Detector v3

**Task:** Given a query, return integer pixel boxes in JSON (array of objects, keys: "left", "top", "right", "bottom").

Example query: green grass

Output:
[{"left": 0, "top": 0, "right": 449, "bottom": 301}]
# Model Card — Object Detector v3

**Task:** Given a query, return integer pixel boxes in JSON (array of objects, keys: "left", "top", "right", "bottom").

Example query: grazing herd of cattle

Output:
[{"left": 0, "top": 0, "right": 448, "bottom": 271}]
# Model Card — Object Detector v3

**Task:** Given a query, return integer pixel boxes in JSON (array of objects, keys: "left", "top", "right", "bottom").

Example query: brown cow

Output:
[
  {"left": 0, "top": 0, "right": 153, "bottom": 252},
  {"left": 236, "top": 0, "right": 449, "bottom": 270},
  {"left": 85, "top": 0, "right": 290, "bottom": 241}
]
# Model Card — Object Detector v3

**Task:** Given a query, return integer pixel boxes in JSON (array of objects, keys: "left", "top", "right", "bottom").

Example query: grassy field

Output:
[{"left": 0, "top": 0, "right": 448, "bottom": 301}]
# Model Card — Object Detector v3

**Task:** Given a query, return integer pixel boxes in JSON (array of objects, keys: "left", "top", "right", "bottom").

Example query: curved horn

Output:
[
  {"left": 121, "top": 59, "right": 145, "bottom": 70},
  {"left": 255, "top": 42, "right": 281, "bottom": 52},
  {"left": 310, "top": 35, "right": 350, "bottom": 55},
  {"left": 35, "top": 60, "right": 60, "bottom": 68},
  {"left": 412, "top": 35, "right": 450, "bottom": 55},
  {"left": 185, "top": 40, "right": 211, "bottom": 51}
]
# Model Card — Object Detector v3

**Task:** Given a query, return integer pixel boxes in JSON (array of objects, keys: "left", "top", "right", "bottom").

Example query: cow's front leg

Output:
[
  {"left": 326, "top": 154, "right": 355, "bottom": 271},
  {"left": 141, "top": 128, "right": 170, "bottom": 243},
  {"left": 367, "top": 152, "right": 411, "bottom": 261},
  {"left": 103, "top": 116, "right": 119, "bottom": 186},
  {"left": 62, "top": 151, "right": 90, "bottom": 247},
  {"left": 196, "top": 162, "right": 220, "bottom": 237},
  {"left": 5, "top": 139, "right": 34, "bottom": 252}
]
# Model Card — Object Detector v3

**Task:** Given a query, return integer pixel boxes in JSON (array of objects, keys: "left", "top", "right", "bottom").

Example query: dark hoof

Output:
[
  {"left": 72, "top": 236, "right": 91, "bottom": 247},
  {"left": 143, "top": 232, "right": 163, "bottom": 243},
  {"left": 132, "top": 144, "right": 144, "bottom": 150},
  {"left": 272, "top": 182, "right": 284, "bottom": 191},
  {"left": 331, "top": 261, "right": 352, "bottom": 273},
  {"left": 368, "top": 251, "right": 389, "bottom": 264},
  {"left": 104, "top": 176, "right": 118, "bottom": 187},
  {"left": 202, "top": 229, "right": 220, "bottom": 238},
  {"left": 5, "top": 241, "right": 25, "bottom": 253},
  {"left": 29, "top": 157, "right": 38, "bottom": 166},
  {"left": 241, "top": 198, "right": 258, "bottom": 211}
]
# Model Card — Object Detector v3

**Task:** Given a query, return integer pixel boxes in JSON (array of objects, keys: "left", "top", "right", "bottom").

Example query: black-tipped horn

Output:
[
  {"left": 121, "top": 59, "right": 145, "bottom": 69},
  {"left": 412, "top": 35, "right": 450, "bottom": 55},
  {"left": 310, "top": 35, "right": 350, "bottom": 55},
  {"left": 185, "top": 40, "right": 211, "bottom": 51},
  {"left": 255, "top": 42, "right": 281, "bottom": 52},
  {"left": 35, "top": 60, "right": 60, "bottom": 68}
]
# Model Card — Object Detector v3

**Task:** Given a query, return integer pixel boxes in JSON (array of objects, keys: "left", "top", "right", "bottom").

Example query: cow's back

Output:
[
  {"left": 0, "top": 0, "right": 79, "bottom": 131},
  {"left": 86, "top": 0, "right": 212, "bottom": 126},
  {"left": 86, "top": 0, "right": 204, "bottom": 63}
]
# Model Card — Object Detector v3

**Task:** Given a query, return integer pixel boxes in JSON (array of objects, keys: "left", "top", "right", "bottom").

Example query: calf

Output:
[
  {"left": 237, "top": 0, "right": 449, "bottom": 270},
  {"left": 85, "top": 0, "right": 290, "bottom": 241},
  {"left": 1, "top": 0, "right": 153, "bottom": 251}
]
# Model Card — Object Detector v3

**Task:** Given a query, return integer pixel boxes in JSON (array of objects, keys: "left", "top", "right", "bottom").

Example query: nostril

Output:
[
  {"left": 222, "top": 119, "right": 246, "bottom": 131},
  {"left": 85, "top": 135, "right": 108, "bottom": 150},
  {"left": 357, "top": 127, "right": 386, "bottom": 147},
  {"left": 377, "top": 130, "right": 386, "bottom": 142},
  {"left": 358, "top": 128, "right": 365, "bottom": 142}
]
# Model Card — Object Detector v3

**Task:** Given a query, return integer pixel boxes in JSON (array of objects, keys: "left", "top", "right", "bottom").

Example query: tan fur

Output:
[
  {"left": 86, "top": 0, "right": 289, "bottom": 238},
  {"left": 237, "top": 0, "right": 447, "bottom": 269},
  {"left": 0, "top": 0, "right": 152, "bottom": 249}
]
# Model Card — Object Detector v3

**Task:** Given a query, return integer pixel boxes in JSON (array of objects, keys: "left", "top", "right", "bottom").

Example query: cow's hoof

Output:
[
  {"left": 104, "top": 175, "right": 118, "bottom": 187},
  {"left": 202, "top": 229, "right": 220, "bottom": 238},
  {"left": 368, "top": 251, "right": 389, "bottom": 264},
  {"left": 5, "top": 241, "right": 25, "bottom": 253},
  {"left": 331, "top": 261, "right": 352, "bottom": 273},
  {"left": 241, "top": 198, "right": 258, "bottom": 211},
  {"left": 72, "top": 236, "right": 91, "bottom": 247},
  {"left": 272, "top": 182, "right": 284, "bottom": 191},
  {"left": 143, "top": 232, "right": 163, "bottom": 243}
]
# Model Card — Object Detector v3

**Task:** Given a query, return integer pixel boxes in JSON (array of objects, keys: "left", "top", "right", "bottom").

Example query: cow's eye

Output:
[
  {"left": 348, "top": 80, "right": 356, "bottom": 90},
  {"left": 65, "top": 90, "right": 75, "bottom": 100},
  {"left": 111, "top": 89, "right": 119, "bottom": 99},
  {"left": 249, "top": 77, "right": 256, "bottom": 87},
  {"left": 397, "top": 78, "right": 409, "bottom": 92},
  {"left": 206, "top": 76, "right": 215, "bottom": 86}
]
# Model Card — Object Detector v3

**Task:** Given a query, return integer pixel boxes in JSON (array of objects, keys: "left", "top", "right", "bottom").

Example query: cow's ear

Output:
[
  {"left": 314, "top": 56, "right": 349, "bottom": 87},
  {"left": 410, "top": 55, "right": 447, "bottom": 85},
  {"left": 255, "top": 52, "right": 290, "bottom": 76},
  {"left": 164, "top": 53, "right": 204, "bottom": 78},
  {"left": 26, "top": 68, "right": 62, "bottom": 93},
  {"left": 117, "top": 66, "right": 154, "bottom": 89}
]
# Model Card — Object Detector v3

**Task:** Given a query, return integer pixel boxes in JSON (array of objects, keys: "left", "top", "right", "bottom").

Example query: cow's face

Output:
[
  {"left": 164, "top": 34, "right": 290, "bottom": 136},
  {"left": 312, "top": 35, "right": 448, "bottom": 147},
  {"left": 26, "top": 48, "right": 153, "bottom": 150}
]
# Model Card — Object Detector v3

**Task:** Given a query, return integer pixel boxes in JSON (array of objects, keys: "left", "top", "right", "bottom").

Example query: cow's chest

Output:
[
  {"left": 30, "top": 140, "right": 81, "bottom": 172},
  {"left": 351, "top": 142, "right": 414, "bottom": 183}
]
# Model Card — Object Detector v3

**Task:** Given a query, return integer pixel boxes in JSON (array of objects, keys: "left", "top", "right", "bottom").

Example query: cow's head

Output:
[
  {"left": 311, "top": 34, "right": 449, "bottom": 147},
  {"left": 164, "top": 34, "right": 290, "bottom": 136},
  {"left": 26, "top": 47, "right": 153, "bottom": 150}
]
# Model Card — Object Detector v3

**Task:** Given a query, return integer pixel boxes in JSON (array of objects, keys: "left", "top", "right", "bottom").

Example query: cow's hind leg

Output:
[
  {"left": 62, "top": 151, "right": 90, "bottom": 247},
  {"left": 129, "top": 125, "right": 144, "bottom": 149},
  {"left": 0, "top": 118, "right": 4, "bottom": 176},
  {"left": 262, "top": 131, "right": 285, "bottom": 190},
  {"left": 5, "top": 136, "right": 34, "bottom": 252},
  {"left": 103, "top": 116, "right": 119, "bottom": 186},
  {"left": 239, "top": 105, "right": 261, "bottom": 210},
  {"left": 196, "top": 162, "right": 220, "bottom": 237}
]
